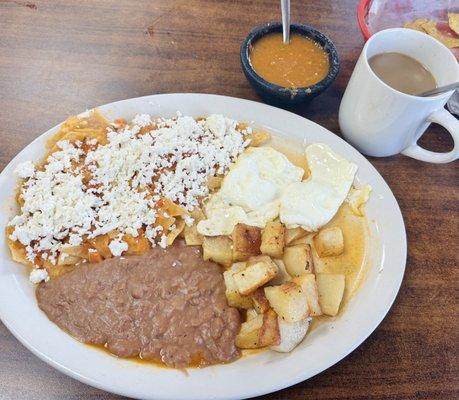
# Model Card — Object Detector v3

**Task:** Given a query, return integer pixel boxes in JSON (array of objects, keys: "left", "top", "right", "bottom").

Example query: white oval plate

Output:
[{"left": 0, "top": 94, "right": 406, "bottom": 400}]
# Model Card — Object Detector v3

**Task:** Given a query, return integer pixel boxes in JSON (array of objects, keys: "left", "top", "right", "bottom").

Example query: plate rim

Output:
[{"left": 0, "top": 93, "right": 407, "bottom": 400}]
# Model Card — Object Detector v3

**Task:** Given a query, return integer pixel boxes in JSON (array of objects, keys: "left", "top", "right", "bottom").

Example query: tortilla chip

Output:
[
  {"left": 448, "top": 13, "right": 459, "bottom": 35},
  {"left": 404, "top": 18, "right": 430, "bottom": 33},
  {"left": 404, "top": 18, "right": 459, "bottom": 49}
]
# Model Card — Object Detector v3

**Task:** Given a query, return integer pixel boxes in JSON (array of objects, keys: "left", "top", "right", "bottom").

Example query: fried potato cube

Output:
[
  {"left": 223, "top": 267, "right": 253, "bottom": 309},
  {"left": 316, "top": 273, "right": 345, "bottom": 316},
  {"left": 270, "top": 317, "right": 310, "bottom": 353},
  {"left": 251, "top": 288, "right": 271, "bottom": 314},
  {"left": 289, "top": 236, "right": 309, "bottom": 246},
  {"left": 260, "top": 221, "right": 285, "bottom": 258},
  {"left": 231, "top": 261, "right": 247, "bottom": 272},
  {"left": 270, "top": 259, "right": 292, "bottom": 285},
  {"left": 285, "top": 227, "right": 308, "bottom": 245},
  {"left": 283, "top": 244, "right": 314, "bottom": 277},
  {"left": 313, "top": 227, "right": 344, "bottom": 257},
  {"left": 289, "top": 232, "right": 314, "bottom": 247},
  {"left": 247, "top": 254, "right": 277, "bottom": 267},
  {"left": 292, "top": 274, "right": 322, "bottom": 316},
  {"left": 202, "top": 235, "right": 233, "bottom": 267},
  {"left": 235, "top": 309, "right": 280, "bottom": 349},
  {"left": 232, "top": 223, "right": 261, "bottom": 261},
  {"left": 264, "top": 282, "right": 309, "bottom": 323},
  {"left": 233, "top": 256, "right": 278, "bottom": 295},
  {"left": 235, "top": 314, "right": 263, "bottom": 349},
  {"left": 259, "top": 309, "right": 281, "bottom": 347},
  {"left": 246, "top": 308, "right": 259, "bottom": 321}
]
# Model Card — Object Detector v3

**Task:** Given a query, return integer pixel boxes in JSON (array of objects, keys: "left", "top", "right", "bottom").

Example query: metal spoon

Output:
[
  {"left": 417, "top": 82, "right": 459, "bottom": 97},
  {"left": 281, "top": 0, "right": 290, "bottom": 44}
]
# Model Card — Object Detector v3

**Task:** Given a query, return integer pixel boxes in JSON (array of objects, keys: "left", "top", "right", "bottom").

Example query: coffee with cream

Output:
[{"left": 368, "top": 52, "right": 437, "bottom": 95}]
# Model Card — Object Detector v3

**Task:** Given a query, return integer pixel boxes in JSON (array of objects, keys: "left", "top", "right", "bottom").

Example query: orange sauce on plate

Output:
[{"left": 250, "top": 33, "right": 330, "bottom": 88}]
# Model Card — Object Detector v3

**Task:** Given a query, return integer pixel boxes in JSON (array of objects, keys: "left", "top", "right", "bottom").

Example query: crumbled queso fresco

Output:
[{"left": 8, "top": 113, "right": 251, "bottom": 280}]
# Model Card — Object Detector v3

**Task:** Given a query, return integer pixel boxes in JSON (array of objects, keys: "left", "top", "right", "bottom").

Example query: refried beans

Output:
[{"left": 36, "top": 241, "right": 241, "bottom": 368}]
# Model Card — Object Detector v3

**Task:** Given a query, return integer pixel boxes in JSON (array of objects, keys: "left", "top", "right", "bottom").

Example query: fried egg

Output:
[
  {"left": 280, "top": 143, "right": 358, "bottom": 231},
  {"left": 197, "top": 147, "right": 304, "bottom": 236},
  {"left": 346, "top": 185, "right": 372, "bottom": 217}
]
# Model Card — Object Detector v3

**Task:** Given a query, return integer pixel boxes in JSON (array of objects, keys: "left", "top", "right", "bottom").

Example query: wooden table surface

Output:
[{"left": 0, "top": 1, "right": 458, "bottom": 399}]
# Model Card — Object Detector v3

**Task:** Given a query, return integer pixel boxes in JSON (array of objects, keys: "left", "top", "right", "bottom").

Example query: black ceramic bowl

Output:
[{"left": 240, "top": 22, "right": 340, "bottom": 106}]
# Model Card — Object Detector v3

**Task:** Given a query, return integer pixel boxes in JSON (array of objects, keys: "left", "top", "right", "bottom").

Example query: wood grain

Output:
[{"left": 0, "top": 0, "right": 458, "bottom": 399}]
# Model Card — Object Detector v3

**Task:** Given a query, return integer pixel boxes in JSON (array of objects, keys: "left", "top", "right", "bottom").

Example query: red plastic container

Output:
[
  {"left": 357, "top": 0, "right": 458, "bottom": 47},
  {"left": 357, "top": 0, "right": 372, "bottom": 41}
]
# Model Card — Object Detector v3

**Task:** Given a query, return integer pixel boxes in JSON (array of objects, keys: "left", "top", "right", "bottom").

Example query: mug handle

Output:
[{"left": 401, "top": 108, "right": 459, "bottom": 163}]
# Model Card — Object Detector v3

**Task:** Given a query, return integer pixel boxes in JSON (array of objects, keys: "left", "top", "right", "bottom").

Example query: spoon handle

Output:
[
  {"left": 281, "top": 0, "right": 290, "bottom": 44},
  {"left": 418, "top": 82, "right": 459, "bottom": 97}
]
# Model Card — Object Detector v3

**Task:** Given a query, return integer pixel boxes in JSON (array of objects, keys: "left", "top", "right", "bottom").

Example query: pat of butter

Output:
[
  {"left": 197, "top": 147, "right": 303, "bottom": 236},
  {"left": 280, "top": 143, "right": 358, "bottom": 231}
]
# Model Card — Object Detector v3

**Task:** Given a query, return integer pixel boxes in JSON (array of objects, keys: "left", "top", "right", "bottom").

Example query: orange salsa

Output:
[{"left": 250, "top": 33, "right": 330, "bottom": 88}]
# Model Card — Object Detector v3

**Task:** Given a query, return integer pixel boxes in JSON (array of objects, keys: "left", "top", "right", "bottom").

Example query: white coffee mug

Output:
[{"left": 339, "top": 28, "right": 459, "bottom": 163}]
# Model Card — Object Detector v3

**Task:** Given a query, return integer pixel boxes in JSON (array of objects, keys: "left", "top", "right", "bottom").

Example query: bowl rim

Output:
[
  {"left": 240, "top": 22, "right": 340, "bottom": 95},
  {"left": 357, "top": 0, "right": 372, "bottom": 41}
]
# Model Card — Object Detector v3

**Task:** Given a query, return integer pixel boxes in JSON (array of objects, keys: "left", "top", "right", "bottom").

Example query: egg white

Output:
[
  {"left": 198, "top": 143, "right": 358, "bottom": 236},
  {"left": 280, "top": 143, "right": 358, "bottom": 231},
  {"left": 197, "top": 147, "right": 303, "bottom": 236}
]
